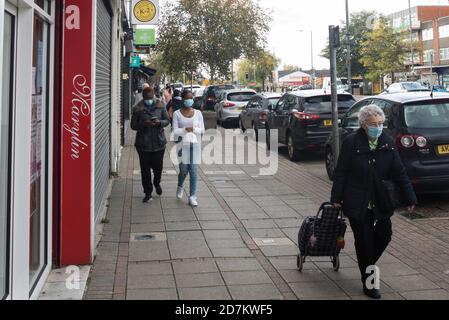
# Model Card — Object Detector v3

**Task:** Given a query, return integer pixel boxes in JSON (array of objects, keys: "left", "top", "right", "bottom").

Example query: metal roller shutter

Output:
[{"left": 95, "top": 0, "right": 112, "bottom": 219}]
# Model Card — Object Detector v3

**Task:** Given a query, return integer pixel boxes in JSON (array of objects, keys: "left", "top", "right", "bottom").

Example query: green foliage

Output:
[
  {"left": 157, "top": 0, "right": 271, "bottom": 83},
  {"left": 321, "top": 11, "right": 376, "bottom": 77},
  {"left": 238, "top": 51, "right": 279, "bottom": 87},
  {"left": 360, "top": 18, "right": 409, "bottom": 82}
]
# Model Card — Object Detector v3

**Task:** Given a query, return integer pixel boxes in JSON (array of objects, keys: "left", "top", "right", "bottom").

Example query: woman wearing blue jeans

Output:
[{"left": 173, "top": 91, "right": 205, "bottom": 207}]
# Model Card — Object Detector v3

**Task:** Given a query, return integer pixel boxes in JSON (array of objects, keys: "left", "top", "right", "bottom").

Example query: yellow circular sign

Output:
[{"left": 133, "top": 0, "right": 157, "bottom": 23}]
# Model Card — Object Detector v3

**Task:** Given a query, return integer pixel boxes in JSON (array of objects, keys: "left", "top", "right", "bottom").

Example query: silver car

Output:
[{"left": 215, "top": 89, "right": 257, "bottom": 126}]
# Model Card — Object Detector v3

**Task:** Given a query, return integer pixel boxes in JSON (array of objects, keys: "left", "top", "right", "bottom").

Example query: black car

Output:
[
  {"left": 201, "top": 84, "right": 236, "bottom": 111},
  {"left": 267, "top": 90, "right": 357, "bottom": 161},
  {"left": 325, "top": 92, "right": 449, "bottom": 194},
  {"left": 239, "top": 92, "right": 282, "bottom": 140}
]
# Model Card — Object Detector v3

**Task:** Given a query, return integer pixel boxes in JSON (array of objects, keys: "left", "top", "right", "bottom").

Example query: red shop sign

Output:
[{"left": 60, "top": 0, "right": 93, "bottom": 265}]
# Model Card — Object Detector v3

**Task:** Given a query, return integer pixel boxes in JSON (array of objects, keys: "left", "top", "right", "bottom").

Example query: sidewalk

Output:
[{"left": 83, "top": 127, "right": 449, "bottom": 300}]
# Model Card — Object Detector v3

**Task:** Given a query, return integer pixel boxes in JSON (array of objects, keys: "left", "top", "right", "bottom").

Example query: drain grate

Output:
[
  {"left": 253, "top": 238, "right": 295, "bottom": 247},
  {"left": 400, "top": 212, "right": 426, "bottom": 220},
  {"left": 130, "top": 232, "right": 167, "bottom": 242}
]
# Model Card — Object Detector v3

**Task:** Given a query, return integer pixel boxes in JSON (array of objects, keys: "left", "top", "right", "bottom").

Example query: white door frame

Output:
[
  {"left": 7, "top": 0, "right": 55, "bottom": 300},
  {"left": 1, "top": 0, "right": 17, "bottom": 301}
]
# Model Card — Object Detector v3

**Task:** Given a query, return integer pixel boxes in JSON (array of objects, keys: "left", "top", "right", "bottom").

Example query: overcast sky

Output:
[{"left": 258, "top": 0, "right": 449, "bottom": 70}]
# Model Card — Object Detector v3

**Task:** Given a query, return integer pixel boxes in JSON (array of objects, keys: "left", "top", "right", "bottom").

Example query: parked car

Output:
[
  {"left": 215, "top": 89, "right": 257, "bottom": 127},
  {"left": 201, "top": 84, "right": 236, "bottom": 111},
  {"left": 322, "top": 77, "right": 348, "bottom": 92},
  {"left": 267, "top": 90, "right": 357, "bottom": 161},
  {"left": 382, "top": 82, "right": 431, "bottom": 94},
  {"left": 239, "top": 92, "right": 282, "bottom": 140},
  {"left": 324, "top": 92, "right": 449, "bottom": 194}
]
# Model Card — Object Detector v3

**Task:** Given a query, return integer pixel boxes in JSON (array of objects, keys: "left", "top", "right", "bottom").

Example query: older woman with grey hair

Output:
[{"left": 331, "top": 104, "right": 417, "bottom": 299}]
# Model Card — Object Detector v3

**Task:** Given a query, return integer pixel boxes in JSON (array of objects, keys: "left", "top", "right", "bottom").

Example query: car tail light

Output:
[
  {"left": 396, "top": 134, "right": 428, "bottom": 149},
  {"left": 224, "top": 102, "right": 236, "bottom": 108},
  {"left": 293, "top": 112, "right": 321, "bottom": 121},
  {"left": 259, "top": 112, "right": 268, "bottom": 122}
]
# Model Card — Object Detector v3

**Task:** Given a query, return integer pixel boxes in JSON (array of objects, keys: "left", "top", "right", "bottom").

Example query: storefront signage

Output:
[
  {"left": 131, "top": 0, "right": 159, "bottom": 25},
  {"left": 130, "top": 55, "right": 141, "bottom": 67},
  {"left": 134, "top": 28, "right": 156, "bottom": 45},
  {"left": 60, "top": 0, "right": 93, "bottom": 265}
]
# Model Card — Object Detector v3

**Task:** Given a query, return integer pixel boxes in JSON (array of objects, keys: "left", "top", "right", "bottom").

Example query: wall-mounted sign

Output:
[
  {"left": 130, "top": 56, "right": 141, "bottom": 67},
  {"left": 134, "top": 29, "right": 156, "bottom": 45},
  {"left": 132, "top": 0, "right": 159, "bottom": 25}
]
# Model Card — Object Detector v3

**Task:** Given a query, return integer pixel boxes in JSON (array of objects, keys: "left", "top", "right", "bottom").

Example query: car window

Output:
[
  {"left": 284, "top": 95, "right": 297, "bottom": 110},
  {"left": 276, "top": 96, "right": 285, "bottom": 111},
  {"left": 404, "top": 102, "right": 449, "bottom": 128},
  {"left": 344, "top": 99, "right": 372, "bottom": 128},
  {"left": 303, "top": 95, "right": 356, "bottom": 113},
  {"left": 267, "top": 98, "right": 280, "bottom": 109},
  {"left": 227, "top": 92, "right": 256, "bottom": 102}
]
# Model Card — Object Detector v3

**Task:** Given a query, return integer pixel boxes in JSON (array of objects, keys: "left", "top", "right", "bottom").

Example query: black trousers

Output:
[
  {"left": 349, "top": 210, "right": 392, "bottom": 285},
  {"left": 137, "top": 149, "right": 165, "bottom": 195}
]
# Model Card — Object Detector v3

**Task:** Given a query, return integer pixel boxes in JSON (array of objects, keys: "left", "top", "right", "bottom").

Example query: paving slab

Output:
[
  {"left": 126, "top": 288, "right": 178, "bottom": 300},
  {"left": 227, "top": 284, "right": 283, "bottom": 300},
  {"left": 178, "top": 286, "right": 231, "bottom": 300},
  {"left": 175, "top": 272, "right": 224, "bottom": 288}
]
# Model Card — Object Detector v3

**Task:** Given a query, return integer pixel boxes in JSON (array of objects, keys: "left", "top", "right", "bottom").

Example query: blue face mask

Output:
[
  {"left": 367, "top": 125, "right": 383, "bottom": 140},
  {"left": 144, "top": 99, "right": 154, "bottom": 106},
  {"left": 184, "top": 99, "right": 194, "bottom": 108}
]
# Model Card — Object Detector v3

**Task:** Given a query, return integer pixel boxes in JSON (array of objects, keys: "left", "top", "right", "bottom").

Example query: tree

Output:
[
  {"left": 238, "top": 51, "right": 279, "bottom": 88},
  {"left": 321, "top": 11, "right": 376, "bottom": 78},
  {"left": 157, "top": 1, "right": 201, "bottom": 81},
  {"left": 157, "top": 0, "right": 271, "bottom": 83},
  {"left": 360, "top": 18, "right": 409, "bottom": 85},
  {"left": 282, "top": 64, "right": 300, "bottom": 72}
]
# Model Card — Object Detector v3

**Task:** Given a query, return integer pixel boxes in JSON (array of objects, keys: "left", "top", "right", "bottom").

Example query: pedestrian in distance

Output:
[
  {"left": 131, "top": 87, "right": 170, "bottom": 203},
  {"left": 163, "top": 84, "right": 173, "bottom": 105},
  {"left": 331, "top": 104, "right": 417, "bottom": 300},
  {"left": 173, "top": 90, "right": 205, "bottom": 207},
  {"left": 167, "top": 89, "right": 183, "bottom": 122}
]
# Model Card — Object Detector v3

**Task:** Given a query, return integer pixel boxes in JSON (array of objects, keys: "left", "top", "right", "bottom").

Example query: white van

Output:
[{"left": 322, "top": 77, "right": 348, "bottom": 93}]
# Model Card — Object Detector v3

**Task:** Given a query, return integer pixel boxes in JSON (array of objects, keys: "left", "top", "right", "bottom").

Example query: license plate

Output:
[
  {"left": 437, "top": 144, "right": 449, "bottom": 155},
  {"left": 324, "top": 120, "right": 333, "bottom": 127}
]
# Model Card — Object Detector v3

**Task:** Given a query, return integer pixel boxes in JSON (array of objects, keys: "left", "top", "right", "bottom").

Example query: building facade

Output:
[
  {"left": 388, "top": 5, "right": 449, "bottom": 85},
  {"left": 0, "top": 0, "right": 131, "bottom": 299}
]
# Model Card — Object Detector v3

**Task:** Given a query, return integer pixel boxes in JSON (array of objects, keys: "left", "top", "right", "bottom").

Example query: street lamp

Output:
[
  {"left": 345, "top": 0, "right": 352, "bottom": 93},
  {"left": 408, "top": 0, "right": 415, "bottom": 76},
  {"left": 298, "top": 29, "right": 315, "bottom": 89}
]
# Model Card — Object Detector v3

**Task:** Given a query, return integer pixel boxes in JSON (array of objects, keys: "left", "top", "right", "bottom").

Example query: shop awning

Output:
[{"left": 139, "top": 65, "right": 157, "bottom": 77}]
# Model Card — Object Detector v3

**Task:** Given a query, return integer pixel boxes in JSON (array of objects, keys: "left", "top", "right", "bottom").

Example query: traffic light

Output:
[
  {"left": 245, "top": 73, "right": 249, "bottom": 80},
  {"left": 330, "top": 26, "right": 340, "bottom": 48}
]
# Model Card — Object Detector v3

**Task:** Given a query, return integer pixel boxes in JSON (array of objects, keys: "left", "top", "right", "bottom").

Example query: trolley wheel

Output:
[
  {"left": 332, "top": 255, "right": 340, "bottom": 272},
  {"left": 297, "top": 254, "right": 305, "bottom": 272}
]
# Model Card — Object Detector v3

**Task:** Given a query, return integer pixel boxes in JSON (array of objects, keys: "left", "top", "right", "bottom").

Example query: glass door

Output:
[
  {"left": 1, "top": 5, "right": 16, "bottom": 300},
  {"left": 29, "top": 14, "right": 49, "bottom": 289}
]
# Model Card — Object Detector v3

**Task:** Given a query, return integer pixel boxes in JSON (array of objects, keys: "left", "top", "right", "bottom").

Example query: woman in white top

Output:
[{"left": 172, "top": 91, "right": 205, "bottom": 207}]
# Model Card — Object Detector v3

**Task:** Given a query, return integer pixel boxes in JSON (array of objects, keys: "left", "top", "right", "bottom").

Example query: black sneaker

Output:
[
  {"left": 363, "top": 287, "right": 381, "bottom": 299},
  {"left": 143, "top": 194, "right": 152, "bottom": 203},
  {"left": 155, "top": 184, "right": 163, "bottom": 196}
]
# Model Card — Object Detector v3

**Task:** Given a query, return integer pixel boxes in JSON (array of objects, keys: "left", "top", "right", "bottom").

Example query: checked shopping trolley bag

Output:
[{"left": 297, "top": 202, "right": 347, "bottom": 272}]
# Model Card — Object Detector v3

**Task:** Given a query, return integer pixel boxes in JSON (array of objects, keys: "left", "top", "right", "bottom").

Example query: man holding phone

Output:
[{"left": 131, "top": 87, "right": 170, "bottom": 202}]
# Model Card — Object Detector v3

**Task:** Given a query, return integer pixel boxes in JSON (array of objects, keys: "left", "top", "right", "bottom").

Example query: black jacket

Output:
[
  {"left": 331, "top": 129, "right": 417, "bottom": 221},
  {"left": 131, "top": 100, "right": 169, "bottom": 152}
]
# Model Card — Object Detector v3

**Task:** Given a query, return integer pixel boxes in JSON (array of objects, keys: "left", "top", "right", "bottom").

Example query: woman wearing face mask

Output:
[
  {"left": 131, "top": 87, "right": 170, "bottom": 203},
  {"left": 331, "top": 105, "right": 417, "bottom": 300},
  {"left": 172, "top": 90, "right": 205, "bottom": 207}
]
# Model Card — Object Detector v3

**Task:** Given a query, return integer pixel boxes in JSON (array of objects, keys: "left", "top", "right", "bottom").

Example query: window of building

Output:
[
  {"left": 423, "top": 49, "right": 435, "bottom": 63},
  {"left": 440, "top": 25, "right": 449, "bottom": 38},
  {"left": 422, "top": 28, "right": 434, "bottom": 41},
  {"left": 440, "top": 47, "right": 449, "bottom": 61}
]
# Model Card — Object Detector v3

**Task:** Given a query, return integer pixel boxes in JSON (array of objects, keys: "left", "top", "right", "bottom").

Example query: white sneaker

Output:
[
  {"left": 176, "top": 187, "right": 184, "bottom": 200},
  {"left": 189, "top": 197, "right": 198, "bottom": 207}
]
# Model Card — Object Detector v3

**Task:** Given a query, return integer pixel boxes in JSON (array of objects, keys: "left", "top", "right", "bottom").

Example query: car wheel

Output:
[
  {"left": 325, "top": 147, "right": 335, "bottom": 181},
  {"left": 287, "top": 134, "right": 301, "bottom": 161}
]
